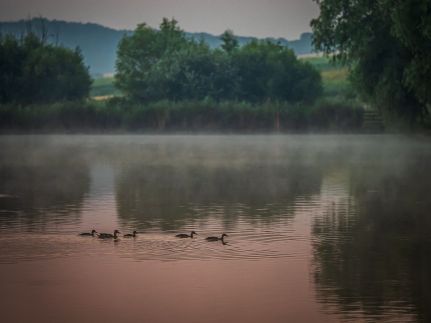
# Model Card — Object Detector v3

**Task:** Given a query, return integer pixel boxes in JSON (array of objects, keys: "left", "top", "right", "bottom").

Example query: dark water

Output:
[{"left": 0, "top": 135, "right": 430, "bottom": 322}]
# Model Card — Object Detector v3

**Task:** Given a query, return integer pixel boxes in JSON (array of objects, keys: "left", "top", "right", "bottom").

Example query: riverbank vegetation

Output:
[
  {"left": 1, "top": 7, "right": 430, "bottom": 132},
  {"left": 0, "top": 18, "right": 366, "bottom": 133},
  {"left": 0, "top": 99, "right": 363, "bottom": 133}
]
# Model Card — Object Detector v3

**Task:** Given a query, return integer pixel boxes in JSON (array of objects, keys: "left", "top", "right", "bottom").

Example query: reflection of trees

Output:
[
  {"left": 115, "top": 160, "right": 323, "bottom": 230},
  {"left": 0, "top": 143, "right": 90, "bottom": 229},
  {"left": 312, "top": 158, "right": 431, "bottom": 321}
]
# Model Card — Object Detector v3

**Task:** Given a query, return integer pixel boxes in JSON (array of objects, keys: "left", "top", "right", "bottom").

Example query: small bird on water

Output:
[
  {"left": 79, "top": 229, "right": 97, "bottom": 237},
  {"left": 206, "top": 233, "right": 228, "bottom": 242},
  {"left": 175, "top": 231, "right": 197, "bottom": 238},
  {"left": 124, "top": 231, "right": 138, "bottom": 238},
  {"left": 98, "top": 230, "right": 120, "bottom": 239}
]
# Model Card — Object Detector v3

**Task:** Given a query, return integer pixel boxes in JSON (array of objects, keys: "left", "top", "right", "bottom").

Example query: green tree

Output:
[
  {"left": 23, "top": 45, "right": 91, "bottom": 103},
  {"left": 311, "top": 0, "right": 431, "bottom": 125},
  {"left": 116, "top": 18, "right": 322, "bottom": 103},
  {"left": 232, "top": 40, "right": 321, "bottom": 102},
  {"left": 0, "top": 32, "right": 91, "bottom": 104},
  {"left": 385, "top": 1, "right": 431, "bottom": 108},
  {"left": 152, "top": 43, "right": 217, "bottom": 100},
  {"left": 115, "top": 18, "right": 190, "bottom": 101},
  {"left": 0, "top": 35, "right": 26, "bottom": 103},
  {"left": 220, "top": 30, "right": 238, "bottom": 53}
]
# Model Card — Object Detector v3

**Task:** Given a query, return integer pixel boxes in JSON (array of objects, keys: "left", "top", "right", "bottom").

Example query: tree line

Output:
[
  {"left": 2, "top": 6, "right": 430, "bottom": 129},
  {"left": 1, "top": 18, "right": 322, "bottom": 105},
  {"left": 115, "top": 18, "right": 322, "bottom": 103}
]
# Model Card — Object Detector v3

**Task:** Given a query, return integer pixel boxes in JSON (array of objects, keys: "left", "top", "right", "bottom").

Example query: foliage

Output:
[
  {"left": 230, "top": 40, "right": 322, "bottom": 102},
  {"left": 115, "top": 18, "right": 189, "bottom": 101},
  {"left": 385, "top": 0, "right": 431, "bottom": 107},
  {"left": 115, "top": 19, "right": 322, "bottom": 103},
  {"left": 0, "top": 32, "right": 91, "bottom": 104},
  {"left": 311, "top": 0, "right": 431, "bottom": 126}
]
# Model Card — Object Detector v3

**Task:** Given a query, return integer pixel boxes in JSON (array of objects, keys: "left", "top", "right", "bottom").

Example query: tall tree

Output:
[
  {"left": 385, "top": 0, "right": 431, "bottom": 108},
  {"left": 311, "top": 0, "right": 430, "bottom": 125},
  {"left": 115, "top": 18, "right": 190, "bottom": 101},
  {"left": 220, "top": 30, "right": 238, "bottom": 53}
]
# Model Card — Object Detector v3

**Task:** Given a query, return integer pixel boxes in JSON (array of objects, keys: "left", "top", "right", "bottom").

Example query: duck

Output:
[
  {"left": 124, "top": 231, "right": 138, "bottom": 238},
  {"left": 98, "top": 230, "right": 120, "bottom": 239},
  {"left": 206, "top": 233, "right": 228, "bottom": 242},
  {"left": 175, "top": 231, "right": 197, "bottom": 238},
  {"left": 79, "top": 229, "right": 97, "bottom": 237}
]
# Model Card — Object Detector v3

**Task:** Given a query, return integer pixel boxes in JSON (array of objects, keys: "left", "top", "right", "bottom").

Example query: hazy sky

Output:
[{"left": 0, "top": 0, "right": 319, "bottom": 39}]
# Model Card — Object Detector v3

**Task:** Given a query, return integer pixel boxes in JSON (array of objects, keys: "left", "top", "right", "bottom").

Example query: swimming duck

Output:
[
  {"left": 175, "top": 231, "right": 197, "bottom": 238},
  {"left": 124, "top": 231, "right": 138, "bottom": 238},
  {"left": 98, "top": 230, "right": 120, "bottom": 239},
  {"left": 79, "top": 229, "right": 97, "bottom": 237},
  {"left": 206, "top": 233, "right": 228, "bottom": 242}
]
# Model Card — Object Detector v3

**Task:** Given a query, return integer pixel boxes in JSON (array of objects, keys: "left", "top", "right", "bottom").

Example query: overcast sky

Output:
[{"left": 0, "top": 0, "right": 319, "bottom": 39}]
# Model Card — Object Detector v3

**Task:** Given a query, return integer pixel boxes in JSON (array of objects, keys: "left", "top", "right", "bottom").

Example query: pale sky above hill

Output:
[{"left": 0, "top": 0, "right": 319, "bottom": 39}]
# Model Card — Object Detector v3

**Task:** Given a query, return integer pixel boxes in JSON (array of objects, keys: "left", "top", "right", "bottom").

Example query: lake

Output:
[{"left": 0, "top": 135, "right": 429, "bottom": 322}]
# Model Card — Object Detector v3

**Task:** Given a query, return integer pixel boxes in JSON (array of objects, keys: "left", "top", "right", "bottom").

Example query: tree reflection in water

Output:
[
  {"left": 0, "top": 139, "right": 90, "bottom": 230},
  {"left": 114, "top": 156, "right": 323, "bottom": 231},
  {"left": 312, "top": 155, "right": 431, "bottom": 322}
]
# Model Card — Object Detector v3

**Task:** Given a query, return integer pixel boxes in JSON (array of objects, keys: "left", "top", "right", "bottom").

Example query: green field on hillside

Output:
[
  {"left": 90, "top": 77, "right": 120, "bottom": 98},
  {"left": 300, "top": 56, "right": 352, "bottom": 98},
  {"left": 300, "top": 55, "right": 336, "bottom": 71}
]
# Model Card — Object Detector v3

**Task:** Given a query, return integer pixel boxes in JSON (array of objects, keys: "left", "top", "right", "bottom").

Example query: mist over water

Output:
[{"left": 0, "top": 135, "right": 429, "bottom": 322}]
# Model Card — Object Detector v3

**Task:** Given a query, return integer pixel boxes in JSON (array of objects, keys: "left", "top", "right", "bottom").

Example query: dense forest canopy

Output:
[
  {"left": 115, "top": 18, "right": 322, "bottom": 103},
  {"left": 0, "top": 32, "right": 91, "bottom": 104},
  {"left": 311, "top": 0, "right": 431, "bottom": 125}
]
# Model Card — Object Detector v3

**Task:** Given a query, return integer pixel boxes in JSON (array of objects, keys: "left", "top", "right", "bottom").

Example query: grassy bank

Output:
[{"left": 0, "top": 99, "right": 363, "bottom": 133}]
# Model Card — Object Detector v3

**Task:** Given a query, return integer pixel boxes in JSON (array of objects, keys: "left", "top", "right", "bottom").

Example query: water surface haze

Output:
[{"left": 0, "top": 135, "right": 429, "bottom": 322}]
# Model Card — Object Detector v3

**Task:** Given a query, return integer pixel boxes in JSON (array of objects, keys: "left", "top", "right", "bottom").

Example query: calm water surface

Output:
[{"left": 0, "top": 135, "right": 430, "bottom": 322}]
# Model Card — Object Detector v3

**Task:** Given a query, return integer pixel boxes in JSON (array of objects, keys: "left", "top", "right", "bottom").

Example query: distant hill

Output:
[
  {"left": 0, "top": 18, "right": 314, "bottom": 75},
  {"left": 187, "top": 31, "right": 313, "bottom": 55}
]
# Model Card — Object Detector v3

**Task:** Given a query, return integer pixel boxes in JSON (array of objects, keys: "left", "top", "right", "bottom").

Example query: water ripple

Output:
[{"left": 0, "top": 213, "right": 307, "bottom": 263}]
